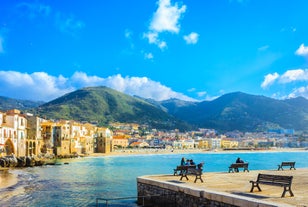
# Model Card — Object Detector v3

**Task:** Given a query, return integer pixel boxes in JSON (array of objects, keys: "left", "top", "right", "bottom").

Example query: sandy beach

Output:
[{"left": 0, "top": 168, "right": 18, "bottom": 189}]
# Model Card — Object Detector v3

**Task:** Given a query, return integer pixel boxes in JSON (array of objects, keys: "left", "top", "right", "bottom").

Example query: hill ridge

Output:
[{"left": 1, "top": 87, "right": 308, "bottom": 132}]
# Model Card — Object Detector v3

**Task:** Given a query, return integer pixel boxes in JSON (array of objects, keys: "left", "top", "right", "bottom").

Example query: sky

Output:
[{"left": 0, "top": 0, "right": 308, "bottom": 102}]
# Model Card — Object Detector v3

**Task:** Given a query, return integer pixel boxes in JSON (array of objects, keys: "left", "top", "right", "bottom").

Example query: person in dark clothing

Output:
[
  {"left": 190, "top": 159, "right": 196, "bottom": 166},
  {"left": 180, "top": 157, "right": 185, "bottom": 166},
  {"left": 197, "top": 162, "right": 204, "bottom": 170},
  {"left": 236, "top": 157, "right": 244, "bottom": 163},
  {"left": 235, "top": 157, "right": 244, "bottom": 172},
  {"left": 185, "top": 159, "right": 191, "bottom": 165}
]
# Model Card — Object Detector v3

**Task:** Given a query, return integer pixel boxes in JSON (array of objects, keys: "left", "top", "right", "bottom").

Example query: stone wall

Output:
[
  {"left": 138, "top": 182, "right": 235, "bottom": 207},
  {"left": 137, "top": 176, "right": 281, "bottom": 207}
]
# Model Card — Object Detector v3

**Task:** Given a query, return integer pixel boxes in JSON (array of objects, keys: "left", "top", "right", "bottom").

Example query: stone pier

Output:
[{"left": 137, "top": 169, "right": 308, "bottom": 207}]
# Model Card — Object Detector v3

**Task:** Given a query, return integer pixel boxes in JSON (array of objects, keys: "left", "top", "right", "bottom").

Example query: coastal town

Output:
[{"left": 1, "top": 108, "right": 307, "bottom": 160}]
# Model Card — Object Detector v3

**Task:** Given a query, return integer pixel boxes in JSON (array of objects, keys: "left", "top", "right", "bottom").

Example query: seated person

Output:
[
  {"left": 197, "top": 162, "right": 204, "bottom": 170},
  {"left": 180, "top": 157, "right": 186, "bottom": 166},
  {"left": 235, "top": 157, "right": 244, "bottom": 172},
  {"left": 190, "top": 159, "right": 196, "bottom": 166},
  {"left": 236, "top": 157, "right": 244, "bottom": 163},
  {"left": 185, "top": 159, "right": 191, "bottom": 165}
]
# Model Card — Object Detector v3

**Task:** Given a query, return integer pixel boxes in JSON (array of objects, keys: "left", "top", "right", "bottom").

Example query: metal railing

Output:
[{"left": 96, "top": 194, "right": 176, "bottom": 207}]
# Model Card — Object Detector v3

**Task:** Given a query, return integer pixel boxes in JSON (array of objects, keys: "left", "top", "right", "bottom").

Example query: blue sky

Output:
[{"left": 0, "top": 0, "right": 308, "bottom": 102}]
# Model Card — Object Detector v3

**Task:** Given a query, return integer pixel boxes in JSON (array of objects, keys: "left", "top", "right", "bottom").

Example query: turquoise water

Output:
[{"left": 1, "top": 151, "right": 307, "bottom": 206}]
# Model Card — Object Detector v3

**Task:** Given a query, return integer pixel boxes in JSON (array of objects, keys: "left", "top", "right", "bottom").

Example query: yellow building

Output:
[
  {"left": 41, "top": 121, "right": 57, "bottom": 155},
  {"left": 198, "top": 140, "right": 209, "bottom": 149},
  {"left": 112, "top": 136, "right": 129, "bottom": 149},
  {"left": 25, "top": 114, "right": 45, "bottom": 156},
  {"left": 96, "top": 127, "right": 112, "bottom": 153},
  {"left": 221, "top": 139, "right": 239, "bottom": 149}
]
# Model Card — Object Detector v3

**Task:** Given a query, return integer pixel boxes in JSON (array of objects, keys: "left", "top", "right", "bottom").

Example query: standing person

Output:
[{"left": 180, "top": 157, "right": 185, "bottom": 166}]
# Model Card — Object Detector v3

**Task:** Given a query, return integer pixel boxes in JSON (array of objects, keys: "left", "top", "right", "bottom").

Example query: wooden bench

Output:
[
  {"left": 173, "top": 165, "right": 195, "bottom": 176},
  {"left": 250, "top": 173, "right": 294, "bottom": 197},
  {"left": 277, "top": 161, "right": 296, "bottom": 171},
  {"left": 228, "top": 163, "right": 249, "bottom": 173},
  {"left": 180, "top": 167, "right": 203, "bottom": 183}
]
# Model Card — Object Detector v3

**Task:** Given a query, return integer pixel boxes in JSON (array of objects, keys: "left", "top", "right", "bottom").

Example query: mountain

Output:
[
  {"left": 29, "top": 86, "right": 192, "bottom": 130},
  {"left": 159, "top": 92, "right": 308, "bottom": 132},
  {"left": 1, "top": 88, "right": 308, "bottom": 132},
  {"left": 0, "top": 96, "right": 44, "bottom": 111}
]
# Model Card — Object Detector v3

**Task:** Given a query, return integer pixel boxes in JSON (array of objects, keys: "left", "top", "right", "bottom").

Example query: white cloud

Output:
[
  {"left": 71, "top": 71, "right": 104, "bottom": 86},
  {"left": 279, "top": 69, "right": 308, "bottom": 83},
  {"left": 295, "top": 44, "right": 308, "bottom": 56},
  {"left": 183, "top": 32, "right": 199, "bottom": 44},
  {"left": 144, "top": 0, "right": 186, "bottom": 48},
  {"left": 261, "top": 69, "right": 308, "bottom": 89},
  {"left": 0, "top": 71, "right": 73, "bottom": 101},
  {"left": 261, "top": 72, "right": 279, "bottom": 88},
  {"left": 143, "top": 32, "right": 167, "bottom": 49},
  {"left": 101, "top": 74, "right": 195, "bottom": 101},
  {"left": 197, "top": 91, "right": 207, "bottom": 97},
  {"left": 0, "top": 71, "right": 196, "bottom": 102},
  {"left": 144, "top": 32, "right": 158, "bottom": 44},
  {"left": 150, "top": 0, "right": 186, "bottom": 33},
  {"left": 261, "top": 69, "right": 308, "bottom": 99},
  {"left": 144, "top": 52, "right": 154, "bottom": 59},
  {"left": 287, "top": 86, "right": 308, "bottom": 99}
]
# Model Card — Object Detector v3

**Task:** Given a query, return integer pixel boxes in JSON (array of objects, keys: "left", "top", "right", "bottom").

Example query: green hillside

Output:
[
  {"left": 2, "top": 88, "right": 308, "bottom": 132},
  {"left": 160, "top": 92, "right": 308, "bottom": 132},
  {"left": 30, "top": 86, "right": 192, "bottom": 130},
  {"left": 0, "top": 96, "right": 44, "bottom": 111}
]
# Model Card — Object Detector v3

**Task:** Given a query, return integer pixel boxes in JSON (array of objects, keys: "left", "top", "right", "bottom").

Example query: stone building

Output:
[
  {"left": 96, "top": 127, "right": 113, "bottom": 153},
  {"left": 0, "top": 109, "right": 27, "bottom": 157},
  {"left": 25, "top": 113, "right": 46, "bottom": 156}
]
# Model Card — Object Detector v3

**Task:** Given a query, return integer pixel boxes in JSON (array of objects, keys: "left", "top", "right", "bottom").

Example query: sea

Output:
[{"left": 0, "top": 150, "right": 307, "bottom": 207}]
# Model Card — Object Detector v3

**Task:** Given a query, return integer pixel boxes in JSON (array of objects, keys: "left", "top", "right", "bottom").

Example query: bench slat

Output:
[
  {"left": 173, "top": 165, "right": 196, "bottom": 175},
  {"left": 228, "top": 163, "right": 249, "bottom": 173}
]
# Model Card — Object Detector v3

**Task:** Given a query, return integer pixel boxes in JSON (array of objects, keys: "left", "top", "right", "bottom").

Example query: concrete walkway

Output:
[{"left": 143, "top": 168, "right": 308, "bottom": 206}]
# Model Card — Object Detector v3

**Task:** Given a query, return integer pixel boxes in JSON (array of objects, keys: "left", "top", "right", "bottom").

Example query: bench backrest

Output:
[
  {"left": 257, "top": 173, "right": 293, "bottom": 185},
  {"left": 281, "top": 162, "right": 295, "bottom": 166},
  {"left": 188, "top": 168, "right": 202, "bottom": 174},
  {"left": 230, "top": 163, "right": 248, "bottom": 168},
  {"left": 176, "top": 165, "right": 196, "bottom": 170}
]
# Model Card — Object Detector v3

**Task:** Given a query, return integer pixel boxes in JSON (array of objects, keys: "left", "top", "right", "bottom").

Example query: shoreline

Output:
[
  {"left": 0, "top": 169, "right": 18, "bottom": 189},
  {"left": 1, "top": 148, "right": 306, "bottom": 190},
  {"left": 88, "top": 147, "right": 307, "bottom": 157}
]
